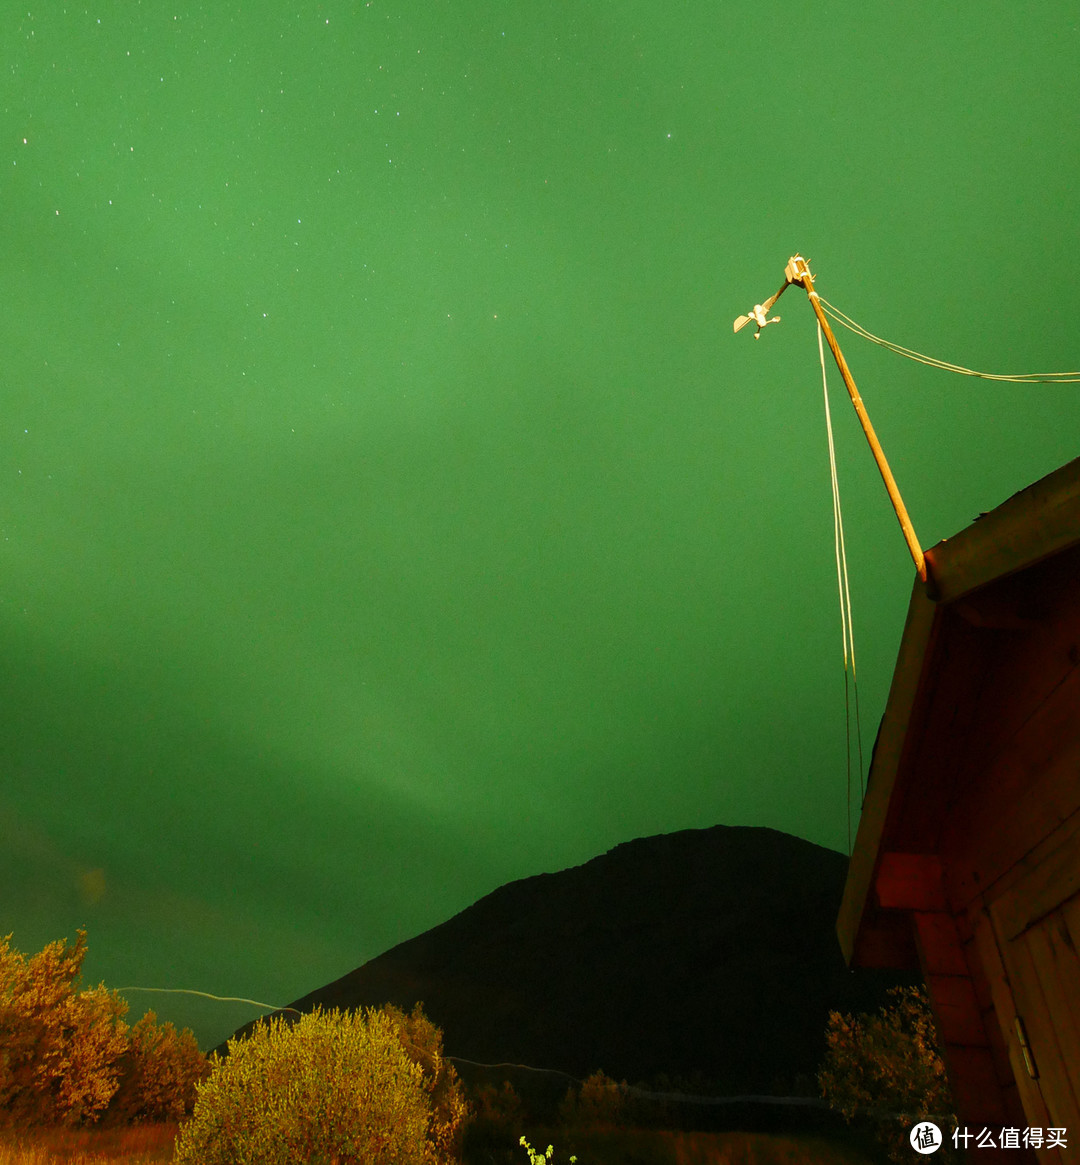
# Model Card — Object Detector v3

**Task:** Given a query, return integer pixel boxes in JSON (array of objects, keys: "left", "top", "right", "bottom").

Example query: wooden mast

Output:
[{"left": 736, "top": 255, "right": 928, "bottom": 584}]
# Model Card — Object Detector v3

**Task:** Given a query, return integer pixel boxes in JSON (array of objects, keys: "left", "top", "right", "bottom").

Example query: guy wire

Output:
[
  {"left": 817, "top": 296, "right": 1080, "bottom": 383},
  {"left": 817, "top": 323, "right": 865, "bottom": 855}
]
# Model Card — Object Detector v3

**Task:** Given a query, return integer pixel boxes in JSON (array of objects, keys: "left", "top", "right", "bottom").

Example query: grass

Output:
[
  {"left": 483, "top": 1126, "right": 890, "bottom": 1165},
  {"left": 0, "top": 1124, "right": 178, "bottom": 1164},
  {"left": 0, "top": 1122, "right": 890, "bottom": 1164}
]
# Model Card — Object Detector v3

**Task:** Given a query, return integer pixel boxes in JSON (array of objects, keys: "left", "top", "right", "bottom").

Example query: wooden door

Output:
[{"left": 987, "top": 827, "right": 1080, "bottom": 1163}]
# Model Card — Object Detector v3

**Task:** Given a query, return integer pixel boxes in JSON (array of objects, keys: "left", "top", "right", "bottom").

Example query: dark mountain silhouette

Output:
[{"left": 217, "top": 825, "right": 918, "bottom": 1096}]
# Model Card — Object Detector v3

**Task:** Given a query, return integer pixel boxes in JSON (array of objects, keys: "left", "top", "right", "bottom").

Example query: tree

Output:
[
  {"left": 0, "top": 931, "right": 207, "bottom": 1129},
  {"left": 558, "top": 1070, "right": 627, "bottom": 1130},
  {"left": 818, "top": 985, "right": 958, "bottom": 1163},
  {"left": 49, "top": 984, "right": 131, "bottom": 1125},
  {"left": 382, "top": 1002, "right": 470, "bottom": 1164},
  {"left": 174, "top": 1005, "right": 449, "bottom": 1165},
  {"left": 470, "top": 1079, "right": 523, "bottom": 1130},
  {"left": 105, "top": 1010, "right": 210, "bottom": 1124},
  {"left": 0, "top": 930, "right": 129, "bottom": 1126},
  {"left": 462, "top": 1080, "right": 524, "bottom": 1164}
]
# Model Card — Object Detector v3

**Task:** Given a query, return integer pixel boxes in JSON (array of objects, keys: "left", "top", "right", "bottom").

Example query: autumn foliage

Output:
[
  {"left": 558, "top": 1070, "right": 628, "bottom": 1130},
  {"left": 382, "top": 1002, "right": 470, "bottom": 1164},
  {"left": 105, "top": 1009, "right": 209, "bottom": 1124},
  {"left": 174, "top": 1003, "right": 469, "bottom": 1165},
  {"left": 817, "top": 985, "right": 957, "bottom": 1162},
  {"left": 0, "top": 930, "right": 208, "bottom": 1128}
]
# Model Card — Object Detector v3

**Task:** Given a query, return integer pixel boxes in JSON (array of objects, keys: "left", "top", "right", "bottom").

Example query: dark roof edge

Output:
[{"left": 925, "top": 456, "right": 1080, "bottom": 606}]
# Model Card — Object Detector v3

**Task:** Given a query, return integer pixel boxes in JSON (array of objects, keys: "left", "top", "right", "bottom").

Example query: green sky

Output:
[{"left": 3, "top": 2, "right": 1079, "bottom": 1053}]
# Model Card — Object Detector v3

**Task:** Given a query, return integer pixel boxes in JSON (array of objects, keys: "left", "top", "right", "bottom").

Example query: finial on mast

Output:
[{"left": 784, "top": 254, "right": 812, "bottom": 287}]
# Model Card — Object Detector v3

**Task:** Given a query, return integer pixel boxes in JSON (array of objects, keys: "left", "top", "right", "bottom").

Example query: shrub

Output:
[
  {"left": 105, "top": 1010, "right": 210, "bottom": 1124},
  {"left": 471, "top": 1080, "right": 524, "bottom": 1130},
  {"left": 462, "top": 1080, "right": 524, "bottom": 1163},
  {"left": 817, "top": 985, "right": 958, "bottom": 1162},
  {"left": 558, "top": 1070, "right": 627, "bottom": 1130},
  {"left": 173, "top": 1005, "right": 443, "bottom": 1165},
  {"left": 0, "top": 930, "right": 129, "bottom": 1126},
  {"left": 382, "top": 1002, "right": 469, "bottom": 1163}
]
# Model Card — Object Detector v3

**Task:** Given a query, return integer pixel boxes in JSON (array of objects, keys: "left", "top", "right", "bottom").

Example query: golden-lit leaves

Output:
[
  {"left": 174, "top": 1004, "right": 464, "bottom": 1165},
  {"left": 0, "top": 931, "right": 207, "bottom": 1129},
  {"left": 558, "top": 1069, "right": 628, "bottom": 1130},
  {"left": 0, "top": 929, "right": 129, "bottom": 1125},
  {"left": 382, "top": 1001, "right": 470, "bottom": 1165},
  {"left": 817, "top": 985, "right": 957, "bottom": 1163},
  {"left": 107, "top": 1009, "right": 210, "bottom": 1123}
]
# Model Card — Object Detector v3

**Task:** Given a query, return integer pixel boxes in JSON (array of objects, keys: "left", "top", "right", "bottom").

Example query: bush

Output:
[
  {"left": 383, "top": 1002, "right": 470, "bottom": 1163},
  {"left": 817, "top": 985, "right": 958, "bottom": 1162},
  {"left": 470, "top": 1079, "right": 524, "bottom": 1131},
  {"left": 0, "top": 930, "right": 130, "bottom": 1126},
  {"left": 462, "top": 1080, "right": 524, "bottom": 1163},
  {"left": 174, "top": 1005, "right": 450, "bottom": 1165},
  {"left": 104, "top": 1010, "right": 210, "bottom": 1124},
  {"left": 558, "top": 1070, "right": 627, "bottom": 1130}
]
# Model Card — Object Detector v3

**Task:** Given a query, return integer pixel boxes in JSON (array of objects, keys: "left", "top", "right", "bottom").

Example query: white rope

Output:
[
  {"left": 817, "top": 296, "right": 1080, "bottom": 383},
  {"left": 818, "top": 324, "right": 864, "bottom": 854}
]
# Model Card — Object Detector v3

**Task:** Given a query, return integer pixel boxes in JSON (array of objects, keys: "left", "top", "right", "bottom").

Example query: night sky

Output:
[{"left": 4, "top": 3, "right": 1079, "bottom": 1055}]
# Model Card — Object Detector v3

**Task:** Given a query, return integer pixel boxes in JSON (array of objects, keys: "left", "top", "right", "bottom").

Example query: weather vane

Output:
[
  {"left": 733, "top": 299, "right": 781, "bottom": 340},
  {"left": 732, "top": 255, "right": 814, "bottom": 339},
  {"left": 734, "top": 254, "right": 928, "bottom": 585}
]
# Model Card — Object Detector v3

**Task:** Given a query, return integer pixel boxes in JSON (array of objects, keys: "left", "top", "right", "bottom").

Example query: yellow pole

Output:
[{"left": 785, "top": 256, "right": 927, "bottom": 583}]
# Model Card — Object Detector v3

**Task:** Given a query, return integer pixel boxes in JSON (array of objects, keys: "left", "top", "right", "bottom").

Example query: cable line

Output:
[
  {"left": 817, "top": 323, "right": 864, "bottom": 855},
  {"left": 817, "top": 296, "right": 1080, "bottom": 383}
]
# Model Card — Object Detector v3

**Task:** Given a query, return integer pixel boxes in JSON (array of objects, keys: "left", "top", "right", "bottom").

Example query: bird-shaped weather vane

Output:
[
  {"left": 732, "top": 297, "right": 782, "bottom": 339},
  {"left": 732, "top": 255, "right": 814, "bottom": 339}
]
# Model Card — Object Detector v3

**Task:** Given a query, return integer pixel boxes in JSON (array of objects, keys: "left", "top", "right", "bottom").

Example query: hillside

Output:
[{"left": 217, "top": 825, "right": 917, "bottom": 1094}]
